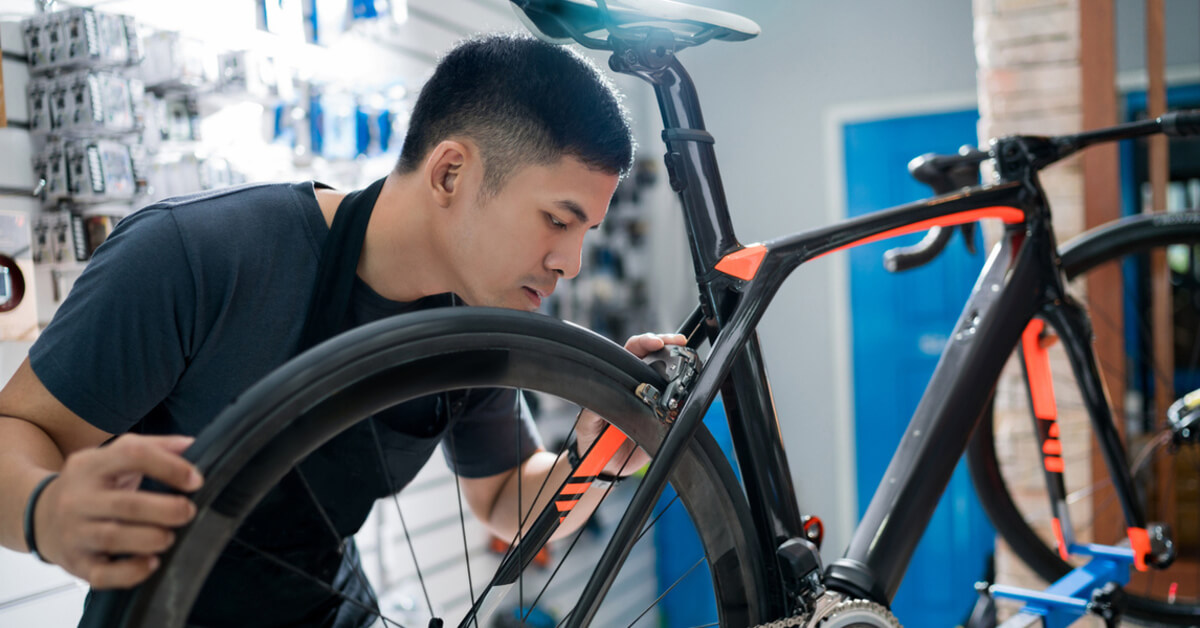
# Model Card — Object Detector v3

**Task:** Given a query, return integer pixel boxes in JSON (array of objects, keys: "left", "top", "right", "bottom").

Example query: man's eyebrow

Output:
[{"left": 556, "top": 200, "right": 602, "bottom": 230}]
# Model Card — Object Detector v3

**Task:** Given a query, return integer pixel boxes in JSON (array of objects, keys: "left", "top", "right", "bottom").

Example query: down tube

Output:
[{"left": 826, "top": 232, "right": 1043, "bottom": 604}]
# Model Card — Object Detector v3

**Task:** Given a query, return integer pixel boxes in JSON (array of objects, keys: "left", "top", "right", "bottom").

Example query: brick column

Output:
[{"left": 973, "top": 2, "right": 1104, "bottom": 622}]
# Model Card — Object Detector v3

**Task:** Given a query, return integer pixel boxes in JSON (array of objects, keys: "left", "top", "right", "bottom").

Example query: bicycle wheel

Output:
[
  {"left": 82, "top": 308, "right": 767, "bottom": 627},
  {"left": 968, "top": 211, "right": 1200, "bottom": 623}
]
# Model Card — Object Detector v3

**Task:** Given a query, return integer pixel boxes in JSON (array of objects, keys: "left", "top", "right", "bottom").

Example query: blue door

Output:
[{"left": 843, "top": 108, "right": 995, "bottom": 626}]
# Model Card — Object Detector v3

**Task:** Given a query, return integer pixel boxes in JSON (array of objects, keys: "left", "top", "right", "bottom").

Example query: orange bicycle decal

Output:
[
  {"left": 818, "top": 206, "right": 1025, "bottom": 259},
  {"left": 1021, "top": 320, "right": 1057, "bottom": 420},
  {"left": 1128, "top": 526, "right": 1151, "bottom": 572},
  {"left": 1051, "top": 518, "right": 1070, "bottom": 561},
  {"left": 1022, "top": 319, "right": 1067, "bottom": 475},
  {"left": 555, "top": 426, "right": 630, "bottom": 522},
  {"left": 715, "top": 244, "right": 767, "bottom": 280}
]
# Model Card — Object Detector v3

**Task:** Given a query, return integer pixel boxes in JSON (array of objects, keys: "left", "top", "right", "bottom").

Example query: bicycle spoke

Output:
[
  {"left": 1089, "top": 289, "right": 1177, "bottom": 407},
  {"left": 444, "top": 428, "right": 479, "bottom": 628},
  {"left": 456, "top": 393, "right": 576, "bottom": 626},
  {"left": 368, "top": 419, "right": 436, "bottom": 619},
  {"left": 516, "top": 395, "right": 525, "bottom": 611},
  {"left": 522, "top": 445, "right": 645, "bottom": 623},
  {"left": 625, "top": 557, "right": 706, "bottom": 628},
  {"left": 291, "top": 468, "right": 383, "bottom": 616},
  {"left": 229, "top": 536, "right": 405, "bottom": 627},
  {"left": 477, "top": 406, "right": 590, "bottom": 595}
]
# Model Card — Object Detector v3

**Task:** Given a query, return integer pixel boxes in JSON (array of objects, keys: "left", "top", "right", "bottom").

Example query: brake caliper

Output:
[
  {"left": 1168, "top": 387, "right": 1200, "bottom": 445},
  {"left": 636, "top": 345, "right": 701, "bottom": 423}
]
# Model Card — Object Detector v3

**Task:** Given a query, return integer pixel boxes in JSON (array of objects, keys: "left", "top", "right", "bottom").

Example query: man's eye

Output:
[{"left": 548, "top": 214, "right": 568, "bottom": 230}]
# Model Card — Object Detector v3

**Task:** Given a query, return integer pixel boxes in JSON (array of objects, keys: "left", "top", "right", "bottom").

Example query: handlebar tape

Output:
[{"left": 1161, "top": 110, "right": 1200, "bottom": 137}]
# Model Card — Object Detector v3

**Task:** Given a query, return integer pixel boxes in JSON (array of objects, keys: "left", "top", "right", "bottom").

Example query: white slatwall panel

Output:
[{"left": 0, "top": 2, "right": 664, "bottom": 625}]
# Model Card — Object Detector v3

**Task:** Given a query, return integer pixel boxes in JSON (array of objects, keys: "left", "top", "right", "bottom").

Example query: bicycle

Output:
[{"left": 80, "top": 0, "right": 1200, "bottom": 626}]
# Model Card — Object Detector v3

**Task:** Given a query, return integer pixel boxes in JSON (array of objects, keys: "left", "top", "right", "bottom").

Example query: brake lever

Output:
[{"left": 960, "top": 222, "right": 978, "bottom": 255}]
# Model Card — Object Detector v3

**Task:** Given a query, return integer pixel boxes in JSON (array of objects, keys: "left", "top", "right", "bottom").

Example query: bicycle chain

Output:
[
  {"left": 749, "top": 617, "right": 807, "bottom": 628},
  {"left": 748, "top": 595, "right": 902, "bottom": 628}
]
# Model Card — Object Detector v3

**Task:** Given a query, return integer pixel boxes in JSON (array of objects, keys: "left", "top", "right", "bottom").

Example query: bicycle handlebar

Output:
[
  {"left": 884, "top": 146, "right": 986, "bottom": 272},
  {"left": 884, "top": 109, "right": 1200, "bottom": 273}
]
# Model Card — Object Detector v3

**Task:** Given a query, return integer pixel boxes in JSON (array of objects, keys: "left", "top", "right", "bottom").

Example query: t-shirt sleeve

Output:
[
  {"left": 441, "top": 388, "right": 543, "bottom": 478},
  {"left": 29, "top": 208, "right": 196, "bottom": 434}
]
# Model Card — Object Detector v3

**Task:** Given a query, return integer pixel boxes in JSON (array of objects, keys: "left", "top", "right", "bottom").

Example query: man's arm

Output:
[{"left": 0, "top": 358, "right": 202, "bottom": 588}]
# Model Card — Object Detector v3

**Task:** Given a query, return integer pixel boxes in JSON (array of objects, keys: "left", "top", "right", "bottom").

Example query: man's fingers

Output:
[
  {"left": 624, "top": 333, "right": 687, "bottom": 357},
  {"left": 80, "top": 491, "right": 196, "bottom": 527},
  {"left": 86, "top": 555, "right": 161, "bottom": 590},
  {"left": 80, "top": 520, "right": 176, "bottom": 555},
  {"left": 90, "top": 435, "right": 203, "bottom": 492}
]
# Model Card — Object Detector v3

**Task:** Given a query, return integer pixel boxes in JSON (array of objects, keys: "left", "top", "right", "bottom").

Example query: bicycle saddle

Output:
[{"left": 510, "top": 0, "right": 760, "bottom": 50}]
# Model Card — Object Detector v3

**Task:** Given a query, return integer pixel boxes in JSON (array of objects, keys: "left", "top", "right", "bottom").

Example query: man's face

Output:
[{"left": 449, "top": 156, "right": 620, "bottom": 311}]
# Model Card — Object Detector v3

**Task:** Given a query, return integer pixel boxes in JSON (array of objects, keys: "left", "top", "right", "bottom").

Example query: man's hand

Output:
[
  {"left": 35, "top": 434, "right": 203, "bottom": 589},
  {"left": 574, "top": 332, "right": 688, "bottom": 478}
]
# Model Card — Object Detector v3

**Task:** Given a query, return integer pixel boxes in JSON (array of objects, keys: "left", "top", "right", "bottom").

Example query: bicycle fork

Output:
[{"left": 1029, "top": 298, "right": 1176, "bottom": 572}]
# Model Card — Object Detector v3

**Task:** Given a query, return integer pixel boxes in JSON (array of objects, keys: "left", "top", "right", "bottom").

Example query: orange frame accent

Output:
[
  {"left": 715, "top": 244, "right": 767, "bottom": 281},
  {"left": 1051, "top": 517, "right": 1071, "bottom": 561},
  {"left": 574, "top": 427, "right": 628, "bottom": 478},
  {"left": 1128, "top": 526, "right": 1151, "bottom": 572},
  {"left": 1021, "top": 319, "right": 1058, "bottom": 420},
  {"left": 817, "top": 206, "right": 1025, "bottom": 259},
  {"left": 714, "top": 206, "right": 1024, "bottom": 281}
]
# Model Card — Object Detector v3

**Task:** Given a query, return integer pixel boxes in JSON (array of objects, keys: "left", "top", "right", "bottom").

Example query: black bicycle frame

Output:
[{"left": 569, "top": 35, "right": 1152, "bottom": 626}]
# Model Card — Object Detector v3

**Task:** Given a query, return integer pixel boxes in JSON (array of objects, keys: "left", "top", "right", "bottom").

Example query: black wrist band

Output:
[
  {"left": 24, "top": 473, "right": 58, "bottom": 563},
  {"left": 567, "top": 438, "right": 623, "bottom": 487}
]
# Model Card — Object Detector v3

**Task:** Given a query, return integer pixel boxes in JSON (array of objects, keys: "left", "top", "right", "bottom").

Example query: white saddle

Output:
[{"left": 511, "top": 0, "right": 760, "bottom": 49}]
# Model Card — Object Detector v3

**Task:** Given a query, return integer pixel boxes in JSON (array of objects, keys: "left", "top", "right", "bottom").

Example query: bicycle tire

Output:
[
  {"left": 968, "top": 211, "right": 1200, "bottom": 623},
  {"left": 83, "top": 307, "right": 768, "bottom": 627}
]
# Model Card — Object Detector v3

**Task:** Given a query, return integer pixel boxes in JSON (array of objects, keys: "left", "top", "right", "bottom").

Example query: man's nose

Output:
[{"left": 547, "top": 237, "right": 584, "bottom": 280}]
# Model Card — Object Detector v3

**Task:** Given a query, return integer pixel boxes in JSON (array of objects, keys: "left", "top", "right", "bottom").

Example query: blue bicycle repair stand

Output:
[{"left": 991, "top": 543, "right": 1134, "bottom": 628}]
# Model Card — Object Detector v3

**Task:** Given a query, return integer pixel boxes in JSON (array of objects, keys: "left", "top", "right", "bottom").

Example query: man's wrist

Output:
[{"left": 24, "top": 473, "right": 58, "bottom": 563}]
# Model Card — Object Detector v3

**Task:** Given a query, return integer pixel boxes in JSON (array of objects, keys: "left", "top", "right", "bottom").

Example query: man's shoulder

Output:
[
  {"left": 143, "top": 181, "right": 323, "bottom": 249},
  {"left": 151, "top": 181, "right": 312, "bottom": 219}
]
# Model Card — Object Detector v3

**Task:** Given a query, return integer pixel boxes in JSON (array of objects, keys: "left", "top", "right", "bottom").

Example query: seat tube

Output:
[
  {"left": 610, "top": 44, "right": 741, "bottom": 309},
  {"left": 720, "top": 332, "right": 806, "bottom": 613}
]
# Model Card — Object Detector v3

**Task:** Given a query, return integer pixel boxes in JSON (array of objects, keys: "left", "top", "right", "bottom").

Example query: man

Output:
[{"left": 0, "top": 33, "right": 681, "bottom": 626}]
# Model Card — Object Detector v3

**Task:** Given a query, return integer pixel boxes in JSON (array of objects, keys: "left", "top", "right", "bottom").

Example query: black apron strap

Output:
[{"left": 298, "top": 177, "right": 387, "bottom": 353}]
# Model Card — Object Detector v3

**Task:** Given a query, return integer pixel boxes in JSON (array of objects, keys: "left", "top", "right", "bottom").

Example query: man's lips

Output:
[{"left": 523, "top": 286, "right": 551, "bottom": 307}]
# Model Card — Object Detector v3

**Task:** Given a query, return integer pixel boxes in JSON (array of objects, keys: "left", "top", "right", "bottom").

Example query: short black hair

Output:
[{"left": 396, "top": 33, "right": 635, "bottom": 194}]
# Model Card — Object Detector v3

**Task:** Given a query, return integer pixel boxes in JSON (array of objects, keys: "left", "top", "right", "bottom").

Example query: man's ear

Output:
[{"left": 425, "top": 140, "right": 473, "bottom": 208}]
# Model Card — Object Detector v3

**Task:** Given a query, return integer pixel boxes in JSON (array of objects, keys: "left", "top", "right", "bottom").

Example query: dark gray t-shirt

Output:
[{"left": 30, "top": 182, "right": 541, "bottom": 626}]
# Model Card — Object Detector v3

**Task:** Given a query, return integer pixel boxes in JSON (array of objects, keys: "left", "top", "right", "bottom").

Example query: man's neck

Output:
[{"left": 315, "top": 173, "right": 454, "bottom": 303}]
